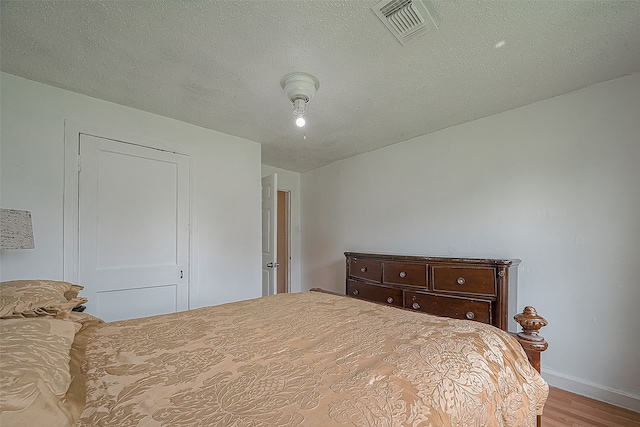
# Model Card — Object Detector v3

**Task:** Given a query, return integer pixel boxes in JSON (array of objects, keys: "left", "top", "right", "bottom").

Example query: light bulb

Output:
[
  {"left": 293, "top": 98, "right": 306, "bottom": 116},
  {"left": 296, "top": 116, "right": 306, "bottom": 127}
]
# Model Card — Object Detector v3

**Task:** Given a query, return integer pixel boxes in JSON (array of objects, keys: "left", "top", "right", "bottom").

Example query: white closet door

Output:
[{"left": 78, "top": 134, "right": 189, "bottom": 322}]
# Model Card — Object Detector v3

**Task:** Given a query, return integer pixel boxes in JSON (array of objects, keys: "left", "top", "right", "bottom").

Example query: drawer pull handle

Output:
[
  {"left": 457, "top": 277, "right": 466, "bottom": 285},
  {"left": 361, "top": 267, "right": 367, "bottom": 273},
  {"left": 387, "top": 297, "right": 394, "bottom": 304},
  {"left": 465, "top": 311, "right": 475, "bottom": 320},
  {"left": 412, "top": 302, "right": 421, "bottom": 310},
  {"left": 399, "top": 271, "right": 407, "bottom": 278},
  {"left": 353, "top": 289, "right": 360, "bottom": 296}
]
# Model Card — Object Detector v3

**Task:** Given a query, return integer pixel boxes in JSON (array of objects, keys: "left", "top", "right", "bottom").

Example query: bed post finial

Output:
[
  {"left": 513, "top": 306, "right": 548, "bottom": 378},
  {"left": 514, "top": 306, "right": 548, "bottom": 350}
]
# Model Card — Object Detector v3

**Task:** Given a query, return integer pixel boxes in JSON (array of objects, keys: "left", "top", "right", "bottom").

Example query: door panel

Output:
[
  {"left": 79, "top": 134, "right": 189, "bottom": 322},
  {"left": 94, "top": 149, "right": 178, "bottom": 268},
  {"left": 95, "top": 285, "right": 178, "bottom": 320},
  {"left": 261, "top": 173, "right": 277, "bottom": 296}
]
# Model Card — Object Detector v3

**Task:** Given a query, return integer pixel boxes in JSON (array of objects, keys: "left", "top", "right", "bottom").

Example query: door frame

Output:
[
  {"left": 260, "top": 167, "right": 300, "bottom": 293},
  {"left": 277, "top": 189, "right": 291, "bottom": 294},
  {"left": 63, "top": 120, "right": 192, "bottom": 288}
]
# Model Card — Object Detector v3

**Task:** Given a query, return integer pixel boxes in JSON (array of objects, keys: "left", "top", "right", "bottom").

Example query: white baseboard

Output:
[{"left": 542, "top": 368, "right": 640, "bottom": 412}]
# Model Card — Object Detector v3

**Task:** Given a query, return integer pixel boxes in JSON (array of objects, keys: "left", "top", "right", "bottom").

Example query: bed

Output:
[{"left": 0, "top": 279, "right": 549, "bottom": 427}]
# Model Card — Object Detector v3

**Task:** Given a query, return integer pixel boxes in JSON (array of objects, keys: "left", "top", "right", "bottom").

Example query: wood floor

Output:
[{"left": 542, "top": 387, "right": 640, "bottom": 426}]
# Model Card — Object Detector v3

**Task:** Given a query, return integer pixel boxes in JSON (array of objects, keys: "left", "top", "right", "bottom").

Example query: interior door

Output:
[
  {"left": 261, "top": 173, "right": 277, "bottom": 296},
  {"left": 78, "top": 134, "right": 189, "bottom": 322}
]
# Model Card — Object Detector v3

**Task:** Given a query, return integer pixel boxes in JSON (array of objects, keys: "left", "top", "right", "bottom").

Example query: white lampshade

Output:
[{"left": 0, "top": 209, "right": 35, "bottom": 249}]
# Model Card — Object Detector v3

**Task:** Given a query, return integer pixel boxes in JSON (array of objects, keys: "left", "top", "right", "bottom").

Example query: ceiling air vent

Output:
[{"left": 372, "top": 0, "right": 440, "bottom": 45}]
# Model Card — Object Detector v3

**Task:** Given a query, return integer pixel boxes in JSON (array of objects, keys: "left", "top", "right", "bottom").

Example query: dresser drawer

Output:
[
  {"left": 349, "top": 258, "right": 382, "bottom": 282},
  {"left": 431, "top": 266, "right": 496, "bottom": 296},
  {"left": 405, "top": 292, "right": 492, "bottom": 324},
  {"left": 383, "top": 262, "right": 427, "bottom": 287},
  {"left": 347, "top": 280, "right": 403, "bottom": 307}
]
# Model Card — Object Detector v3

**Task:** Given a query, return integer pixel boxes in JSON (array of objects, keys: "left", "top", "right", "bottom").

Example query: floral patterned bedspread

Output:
[{"left": 77, "top": 291, "right": 547, "bottom": 427}]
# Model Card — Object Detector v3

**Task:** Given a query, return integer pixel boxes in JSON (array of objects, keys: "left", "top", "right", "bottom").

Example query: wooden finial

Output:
[{"left": 514, "top": 306, "right": 548, "bottom": 351}]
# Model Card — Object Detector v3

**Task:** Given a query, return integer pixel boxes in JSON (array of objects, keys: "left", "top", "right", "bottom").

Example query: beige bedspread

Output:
[{"left": 77, "top": 291, "right": 547, "bottom": 427}]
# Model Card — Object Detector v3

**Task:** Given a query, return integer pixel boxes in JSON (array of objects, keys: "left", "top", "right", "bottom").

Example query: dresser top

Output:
[{"left": 344, "top": 252, "right": 521, "bottom": 267}]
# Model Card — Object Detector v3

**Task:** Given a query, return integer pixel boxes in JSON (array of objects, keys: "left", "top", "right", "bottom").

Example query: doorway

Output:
[{"left": 277, "top": 190, "right": 290, "bottom": 294}]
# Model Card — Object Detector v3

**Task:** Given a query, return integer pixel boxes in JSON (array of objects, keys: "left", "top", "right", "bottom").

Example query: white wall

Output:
[
  {"left": 0, "top": 72, "right": 262, "bottom": 307},
  {"left": 301, "top": 73, "right": 640, "bottom": 410},
  {"left": 261, "top": 165, "right": 301, "bottom": 293}
]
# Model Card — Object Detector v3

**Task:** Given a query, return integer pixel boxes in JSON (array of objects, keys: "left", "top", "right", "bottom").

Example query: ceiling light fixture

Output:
[{"left": 280, "top": 72, "right": 319, "bottom": 128}]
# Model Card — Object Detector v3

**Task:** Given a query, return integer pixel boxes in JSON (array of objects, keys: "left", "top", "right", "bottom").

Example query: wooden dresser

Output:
[{"left": 345, "top": 252, "right": 521, "bottom": 332}]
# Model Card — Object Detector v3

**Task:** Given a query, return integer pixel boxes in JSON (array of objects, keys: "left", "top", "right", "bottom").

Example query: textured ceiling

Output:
[{"left": 2, "top": 1, "right": 639, "bottom": 172}]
